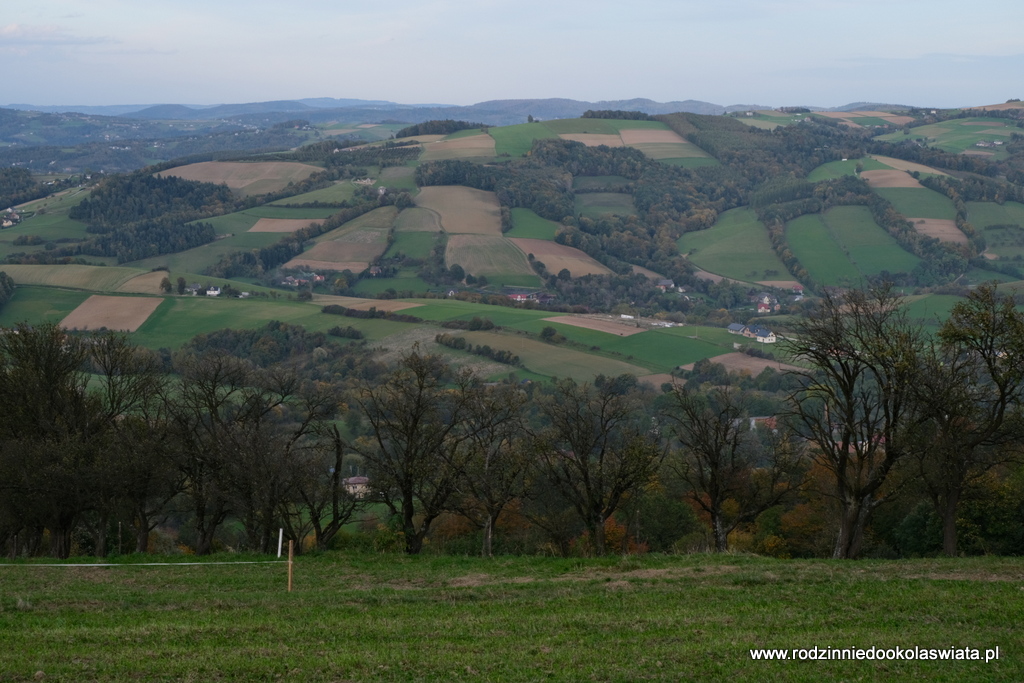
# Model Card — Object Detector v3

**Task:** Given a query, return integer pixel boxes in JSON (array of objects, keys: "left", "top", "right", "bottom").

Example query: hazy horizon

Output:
[{"left": 3, "top": 0, "right": 1023, "bottom": 110}]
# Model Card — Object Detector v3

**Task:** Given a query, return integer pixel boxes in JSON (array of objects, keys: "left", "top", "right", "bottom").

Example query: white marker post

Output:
[{"left": 277, "top": 528, "right": 283, "bottom": 558}]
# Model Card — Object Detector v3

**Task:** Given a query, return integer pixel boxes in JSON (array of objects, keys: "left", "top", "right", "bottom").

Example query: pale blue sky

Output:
[{"left": 3, "top": 0, "right": 1023, "bottom": 108}]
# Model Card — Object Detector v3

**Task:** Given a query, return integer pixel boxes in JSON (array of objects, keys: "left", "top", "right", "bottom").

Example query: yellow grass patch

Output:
[
  {"left": 869, "top": 155, "right": 949, "bottom": 176},
  {"left": 542, "top": 315, "right": 646, "bottom": 336},
  {"left": 420, "top": 134, "right": 495, "bottom": 161},
  {"left": 618, "top": 129, "right": 687, "bottom": 145},
  {"left": 248, "top": 218, "right": 322, "bottom": 233},
  {"left": 911, "top": 218, "right": 968, "bottom": 244},
  {"left": 284, "top": 227, "right": 389, "bottom": 271},
  {"left": 415, "top": 186, "right": 502, "bottom": 235},
  {"left": 558, "top": 134, "right": 623, "bottom": 147},
  {"left": 509, "top": 238, "right": 613, "bottom": 277},
  {"left": 61, "top": 295, "right": 162, "bottom": 332},
  {"left": 157, "top": 161, "right": 321, "bottom": 196},
  {"left": 117, "top": 271, "right": 169, "bottom": 294},
  {"left": 862, "top": 170, "right": 924, "bottom": 188}
]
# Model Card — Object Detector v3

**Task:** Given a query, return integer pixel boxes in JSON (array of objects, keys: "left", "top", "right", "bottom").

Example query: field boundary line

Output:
[{"left": 0, "top": 561, "right": 286, "bottom": 568}]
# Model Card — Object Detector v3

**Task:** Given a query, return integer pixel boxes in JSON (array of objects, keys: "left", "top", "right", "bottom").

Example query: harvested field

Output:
[
  {"left": 542, "top": 315, "right": 647, "bottom": 336},
  {"left": 248, "top": 218, "right": 322, "bottom": 233},
  {"left": 117, "top": 271, "right": 169, "bottom": 295},
  {"left": 869, "top": 155, "right": 949, "bottom": 176},
  {"left": 0, "top": 264, "right": 144, "bottom": 291},
  {"left": 631, "top": 265, "right": 663, "bottom": 280},
  {"left": 679, "top": 352, "right": 801, "bottom": 374},
  {"left": 509, "top": 238, "right": 613, "bottom": 277},
  {"left": 312, "top": 294, "right": 423, "bottom": 312},
  {"left": 758, "top": 280, "right": 802, "bottom": 290},
  {"left": 911, "top": 218, "right": 968, "bottom": 244},
  {"left": 618, "top": 129, "right": 688, "bottom": 144},
  {"left": 157, "top": 162, "right": 321, "bottom": 196},
  {"left": 415, "top": 186, "right": 502, "bottom": 235},
  {"left": 446, "top": 235, "right": 534, "bottom": 276},
  {"left": 558, "top": 134, "right": 623, "bottom": 147},
  {"left": 420, "top": 134, "right": 495, "bottom": 161},
  {"left": 284, "top": 227, "right": 389, "bottom": 271},
  {"left": 880, "top": 115, "right": 915, "bottom": 125},
  {"left": 395, "top": 207, "right": 443, "bottom": 232},
  {"left": 862, "top": 170, "right": 924, "bottom": 188},
  {"left": 61, "top": 295, "right": 162, "bottom": 332}
]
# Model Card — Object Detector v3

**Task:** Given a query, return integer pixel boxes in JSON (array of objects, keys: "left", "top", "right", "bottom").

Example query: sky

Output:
[{"left": 3, "top": 0, "right": 1024, "bottom": 109}]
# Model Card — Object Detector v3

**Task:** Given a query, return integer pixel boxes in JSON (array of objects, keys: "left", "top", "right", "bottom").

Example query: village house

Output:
[{"left": 342, "top": 476, "right": 371, "bottom": 499}]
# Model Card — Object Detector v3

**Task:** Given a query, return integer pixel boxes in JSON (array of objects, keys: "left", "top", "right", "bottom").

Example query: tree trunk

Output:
[
  {"left": 940, "top": 490, "right": 960, "bottom": 557},
  {"left": 711, "top": 510, "right": 728, "bottom": 552},
  {"left": 136, "top": 526, "right": 150, "bottom": 554},
  {"left": 481, "top": 515, "right": 494, "bottom": 558},
  {"left": 834, "top": 497, "right": 872, "bottom": 559}
]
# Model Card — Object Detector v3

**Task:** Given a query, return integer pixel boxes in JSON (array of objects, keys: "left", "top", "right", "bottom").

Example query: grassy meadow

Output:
[
  {"left": 506, "top": 208, "right": 559, "bottom": 239},
  {"left": 876, "top": 117, "right": 1015, "bottom": 158},
  {"left": 873, "top": 188, "right": 957, "bottom": 220},
  {"left": 677, "top": 208, "right": 788, "bottom": 283},
  {"left": 820, "top": 206, "right": 921, "bottom": 276},
  {"left": 807, "top": 158, "right": 889, "bottom": 182},
  {"left": 1, "top": 553, "right": 1020, "bottom": 682},
  {"left": 787, "top": 214, "right": 863, "bottom": 286},
  {"left": 576, "top": 193, "right": 637, "bottom": 219}
]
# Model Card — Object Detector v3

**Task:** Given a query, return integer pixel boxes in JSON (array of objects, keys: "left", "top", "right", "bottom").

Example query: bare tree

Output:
[
  {"left": 349, "top": 350, "right": 479, "bottom": 554},
  {"left": 663, "top": 385, "right": 804, "bottom": 552},
  {"left": 787, "top": 285, "right": 923, "bottom": 559},
  {"left": 537, "top": 376, "right": 663, "bottom": 556}
]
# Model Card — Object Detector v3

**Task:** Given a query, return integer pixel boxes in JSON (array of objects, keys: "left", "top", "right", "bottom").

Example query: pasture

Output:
[
  {"left": 1, "top": 554, "right": 1020, "bottom": 682},
  {"left": 60, "top": 295, "right": 163, "bottom": 332},
  {"left": 128, "top": 231, "right": 281, "bottom": 273},
  {"left": 506, "top": 208, "right": 559, "bottom": 239},
  {"left": 156, "top": 161, "right": 322, "bottom": 197},
  {"left": 966, "top": 201, "right": 1024, "bottom": 259},
  {"left": 379, "top": 165, "right": 418, "bottom": 191},
  {"left": 459, "top": 330, "right": 650, "bottom": 379},
  {"left": 787, "top": 214, "right": 863, "bottom": 286},
  {"left": 384, "top": 231, "right": 437, "bottom": 260},
  {"left": 0, "top": 286, "right": 91, "bottom": 326},
  {"left": 488, "top": 122, "right": 560, "bottom": 157},
  {"left": 248, "top": 218, "right": 323, "bottom": 233},
  {"left": 821, "top": 206, "right": 922, "bottom": 274},
  {"left": 415, "top": 186, "right": 503, "bottom": 235},
  {"left": 269, "top": 181, "right": 357, "bottom": 205},
  {"left": 509, "top": 238, "right": 613, "bottom": 277},
  {"left": 807, "top": 157, "right": 889, "bottom": 182},
  {"left": 394, "top": 207, "right": 443, "bottom": 232},
  {"left": 873, "top": 188, "right": 957, "bottom": 220},
  {"left": 677, "top": 208, "right": 788, "bottom": 283},
  {"left": 575, "top": 192, "right": 637, "bottom": 219},
  {"left": 876, "top": 117, "right": 1015, "bottom": 157},
  {"left": 0, "top": 264, "right": 151, "bottom": 291},
  {"left": 445, "top": 235, "right": 535, "bottom": 277}
]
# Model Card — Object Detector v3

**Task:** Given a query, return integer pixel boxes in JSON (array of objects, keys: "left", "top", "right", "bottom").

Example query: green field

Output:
[
  {"left": 0, "top": 264, "right": 150, "bottom": 291},
  {"left": 0, "top": 194, "right": 94, "bottom": 261},
  {"left": 270, "top": 181, "right": 357, "bottom": 205},
  {"left": 241, "top": 205, "right": 340, "bottom": 220},
  {"left": 821, "top": 206, "right": 921, "bottom": 276},
  {"left": 378, "top": 165, "right": 418, "bottom": 191},
  {"left": 807, "top": 157, "right": 889, "bottom": 182},
  {"left": 488, "top": 123, "right": 560, "bottom": 157},
  {"left": 2, "top": 554, "right": 1019, "bottom": 682},
  {"left": 540, "top": 118, "right": 621, "bottom": 135},
  {"left": 460, "top": 329, "right": 649, "bottom": 380},
  {"left": 876, "top": 117, "right": 1015, "bottom": 158},
  {"left": 383, "top": 231, "right": 436, "bottom": 259},
  {"left": 787, "top": 214, "right": 862, "bottom": 286},
  {"left": 194, "top": 211, "right": 260, "bottom": 236},
  {"left": 129, "top": 231, "right": 282, "bottom": 272},
  {"left": 350, "top": 276, "right": 433, "bottom": 296},
  {"left": 677, "top": 208, "right": 789, "bottom": 283},
  {"left": 446, "top": 235, "right": 534, "bottom": 278},
  {"left": 873, "top": 188, "right": 957, "bottom": 220},
  {"left": 506, "top": 208, "right": 559, "bottom": 239},
  {"left": 0, "top": 286, "right": 91, "bottom": 326},
  {"left": 966, "top": 201, "right": 1024, "bottom": 260},
  {"left": 575, "top": 193, "right": 637, "bottom": 219}
]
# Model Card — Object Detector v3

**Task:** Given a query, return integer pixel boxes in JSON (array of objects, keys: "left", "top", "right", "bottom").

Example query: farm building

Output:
[{"left": 727, "top": 323, "right": 746, "bottom": 334}]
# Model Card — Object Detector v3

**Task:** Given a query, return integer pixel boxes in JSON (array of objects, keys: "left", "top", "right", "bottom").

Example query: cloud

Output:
[{"left": 0, "top": 23, "right": 112, "bottom": 48}]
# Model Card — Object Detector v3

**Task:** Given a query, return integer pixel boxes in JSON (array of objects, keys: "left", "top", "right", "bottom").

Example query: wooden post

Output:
[{"left": 287, "top": 540, "right": 294, "bottom": 592}]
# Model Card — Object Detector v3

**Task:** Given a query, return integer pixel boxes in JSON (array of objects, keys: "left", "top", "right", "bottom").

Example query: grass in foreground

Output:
[{"left": 0, "top": 553, "right": 1020, "bottom": 681}]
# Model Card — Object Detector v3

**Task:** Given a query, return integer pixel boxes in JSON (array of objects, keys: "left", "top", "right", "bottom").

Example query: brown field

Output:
[
  {"left": 637, "top": 373, "right": 677, "bottom": 388},
  {"left": 965, "top": 150, "right": 995, "bottom": 156},
  {"left": 509, "top": 238, "right": 613, "bottom": 277},
  {"left": 618, "top": 129, "right": 688, "bottom": 145},
  {"left": 357, "top": 124, "right": 379, "bottom": 129},
  {"left": 631, "top": 265, "right": 663, "bottom": 280},
  {"left": 984, "top": 252, "right": 999, "bottom": 260},
  {"left": 157, "top": 162, "right": 321, "bottom": 196},
  {"left": 421, "top": 134, "right": 496, "bottom": 161},
  {"left": 880, "top": 115, "right": 915, "bottom": 125},
  {"left": 558, "top": 134, "right": 623, "bottom": 147},
  {"left": 862, "top": 170, "right": 924, "bottom": 188},
  {"left": 446, "top": 234, "right": 534, "bottom": 276},
  {"left": 61, "top": 295, "right": 162, "bottom": 332},
  {"left": 758, "top": 280, "right": 802, "bottom": 290},
  {"left": 415, "top": 186, "right": 502, "bottom": 235},
  {"left": 870, "top": 155, "right": 948, "bottom": 176},
  {"left": 284, "top": 227, "right": 389, "bottom": 271},
  {"left": 312, "top": 294, "right": 423, "bottom": 312},
  {"left": 966, "top": 102, "right": 1024, "bottom": 111},
  {"left": 248, "top": 218, "right": 322, "bottom": 233},
  {"left": 679, "top": 352, "right": 801, "bottom": 374},
  {"left": 629, "top": 142, "right": 706, "bottom": 159},
  {"left": 911, "top": 218, "right": 968, "bottom": 244},
  {"left": 542, "top": 315, "right": 647, "bottom": 336},
  {"left": 116, "top": 271, "right": 169, "bottom": 295}
]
